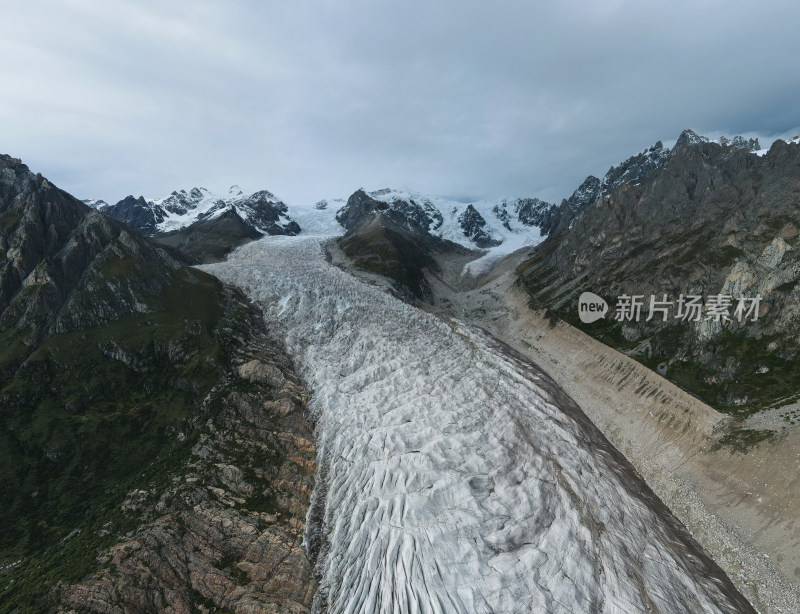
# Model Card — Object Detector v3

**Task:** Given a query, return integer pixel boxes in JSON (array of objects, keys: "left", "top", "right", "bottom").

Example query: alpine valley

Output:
[{"left": 2, "top": 129, "right": 800, "bottom": 613}]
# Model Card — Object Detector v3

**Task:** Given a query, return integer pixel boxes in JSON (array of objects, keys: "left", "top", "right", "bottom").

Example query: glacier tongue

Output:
[{"left": 203, "top": 236, "right": 751, "bottom": 614}]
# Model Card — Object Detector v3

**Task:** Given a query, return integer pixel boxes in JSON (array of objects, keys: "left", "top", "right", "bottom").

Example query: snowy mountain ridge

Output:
[
  {"left": 360, "top": 187, "right": 552, "bottom": 248},
  {"left": 79, "top": 128, "right": 789, "bottom": 267},
  {"left": 85, "top": 185, "right": 300, "bottom": 238}
]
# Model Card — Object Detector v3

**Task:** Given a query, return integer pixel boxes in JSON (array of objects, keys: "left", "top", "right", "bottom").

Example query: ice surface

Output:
[
  {"left": 291, "top": 199, "right": 345, "bottom": 237},
  {"left": 203, "top": 236, "right": 751, "bottom": 614}
]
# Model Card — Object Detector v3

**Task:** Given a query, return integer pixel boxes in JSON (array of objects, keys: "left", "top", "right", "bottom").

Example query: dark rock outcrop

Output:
[
  {"left": 673, "top": 128, "right": 709, "bottom": 150},
  {"left": 159, "top": 186, "right": 209, "bottom": 216},
  {"left": 548, "top": 131, "right": 762, "bottom": 238},
  {"left": 514, "top": 197, "right": 560, "bottom": 234},
  {"left": 335, "top": 189, "right": 390, "bottom": 230},
  {"left": 337, "top": 199, "right": 472, "bottom": 301},
  {"left": 336, "top": 189, "right": 443, "bottom": 233},
  {"left": 0, "top": 156, "right": 178, "bottom": 348},
  {"left": 153, "top": 208, "right": 265, "bottom": 264},
  {"left": 99, "top": 195, "right": 166, "bottom": 236},
  {"left": 731, "top": 135, "right": 761, "bottom": 151},
  {"left": 57, "top": 327, "right": 317, "bottom": 614},
  {"left": 237, "top": 190, "right": 301, "bottom": 236},
  {"left": 548, "top": 141, "right": 671, "bottom": 236},
  {"left": 564, "top": 175, "right": 603, "bottom": 215},
  {"left": 458, "top": 204, "right": 501, "bottom": 248}
]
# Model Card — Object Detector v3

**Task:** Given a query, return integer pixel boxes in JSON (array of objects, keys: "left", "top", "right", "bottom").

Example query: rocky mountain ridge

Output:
[
  {"left": 519, "top": 133, "right": 800, "bottom": 418},
  {"left": 77, "top": 129, "right": 778, "bottom": 267},
  {"left": 547, "top": 129, "right": 764, "bottom": 236},
  {"left": 88, "top": 186, "right": 300, "bottom": 238},
  {"left": 331, "top": 131, "right": 769, "bottom": 255},
  {"left": 0, "top": 155, "right": 316, "bottom": 611}
]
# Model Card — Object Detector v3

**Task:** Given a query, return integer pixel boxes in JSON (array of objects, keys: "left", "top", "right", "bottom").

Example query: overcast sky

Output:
[{"left": 2, "top": 0, "right": 799, "bottom": 206}]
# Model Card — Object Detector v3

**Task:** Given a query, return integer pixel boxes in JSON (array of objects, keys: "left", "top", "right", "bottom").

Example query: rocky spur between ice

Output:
[{"left": 202, "top": 235, "right": 754, "bottom": 614}]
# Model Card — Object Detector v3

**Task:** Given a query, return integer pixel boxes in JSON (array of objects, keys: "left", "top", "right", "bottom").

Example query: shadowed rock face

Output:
[
  {"left": 546, "top": 130, "right": 763, "bottom": 238},
  {"left": 458, "top": 204, "right": 501, "bottom": 247},
  {"left": 520, "top": 138, "right": 800, "bottom": 411},
  {"left": 336, "top": 189, "right": 444, "bottom": 234},
  {"left": 153, "top": 207, "right": 266, "bottom": 264},
  {"left": 0, "top": 154, "right": 180, "bottom": 348},
  {"left": 335, "top": 189, "right": 391, "bottom": 230},
  {"left": 514, "top": 197, "right": 560, "bottom": 233},
  {"left": 336, "top": 188, "right": 559, "bottom": 252},
  {"left": 100, "top": 195, "right": 164, "bottom": 235}
]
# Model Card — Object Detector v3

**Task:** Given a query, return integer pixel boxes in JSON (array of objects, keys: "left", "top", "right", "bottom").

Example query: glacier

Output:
[{"left": 203, "top": 235, "right": 752, "bottom": 614}]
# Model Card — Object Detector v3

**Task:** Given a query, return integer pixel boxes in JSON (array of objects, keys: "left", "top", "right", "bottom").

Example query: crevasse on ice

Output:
[{"left": 203, "top": 236, "right": 751, "bottom": 614}]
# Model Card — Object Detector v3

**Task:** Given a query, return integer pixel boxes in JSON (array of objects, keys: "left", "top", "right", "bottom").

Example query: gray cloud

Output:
[{"left": 2, "top": 0, "right": 799, "bottom": 206}]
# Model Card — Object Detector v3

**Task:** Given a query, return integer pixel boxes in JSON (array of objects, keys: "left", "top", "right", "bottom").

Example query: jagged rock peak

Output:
[
  {"left": 674, "top": 128, "right": 709, "bottom": 150},
  {"left": 0, "top": 153, "right": 181, "bottom": 345},
  {"left": 0, "top": 155, "right": 33, "bottom": 186},
  {"left": 92, "top": 185, "right": 299, "bottom": 238},
  {"left": 513, "top": 198, "right": 560, "bottom": 234},
  {"left": 729, "top": 135, "right": 760, "bottom": 151},
  {"left": 335, "top": 189, "right": 389, "bottom": 230},
  {"left": 458, "top": 204, "right": 501, "bottom": 248},
  {"left": 335, "top": 188, "right": 442, "bottom": 234},
  {"left": 82, "top": 198, "right": 109, "bottom": 209},
  {"left": 673, "top": 129, "right": 761, "bottom": 153},
  {"left": 565, "top": 175, "right": 603, "bottom": 214}
]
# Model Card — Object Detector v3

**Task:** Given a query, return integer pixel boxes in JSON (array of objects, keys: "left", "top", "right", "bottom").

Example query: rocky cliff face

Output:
[
  {"left": 547, "top": 130, "right": 764, "bottom": 237},
  {"left": 0, "top": 155, "right": 316, "bottom": 611},
  {"left": 335, "top": 188, "right": 556, "bottom": 258},
  {"left": 0, "top": 155, "right": 179, "bottom": 351},
  {"left": 514, "top": 197, "right": 560, "bottom": 233},
  {"left": 458, "top": 204, "right": 500, "bottom": 247},
  {"left": 58, "top": 328, "right": 317, "bottom": 614},
  {"left": 335, "top": 188, "right": 444, "bottom": 234},
  {"left": 99, "top": 195, "right": 165, "bottom": 235},
  {"left": 519, "top": 136, "right": 800, "bottom": 414},
  {"left": 153, "top": 208, "right": 266, "bottom": 264}
]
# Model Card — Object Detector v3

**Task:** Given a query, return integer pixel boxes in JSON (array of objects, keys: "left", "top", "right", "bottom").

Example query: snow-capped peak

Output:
[
  {"left": 89, "top": 185, "right": 300, "bottom": 238},
  {"left": 82, "top": 198, "right": 109, "bottom": 209},
  {"left": 149, "top": 186, "right": 298, "bottom": 235}
]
